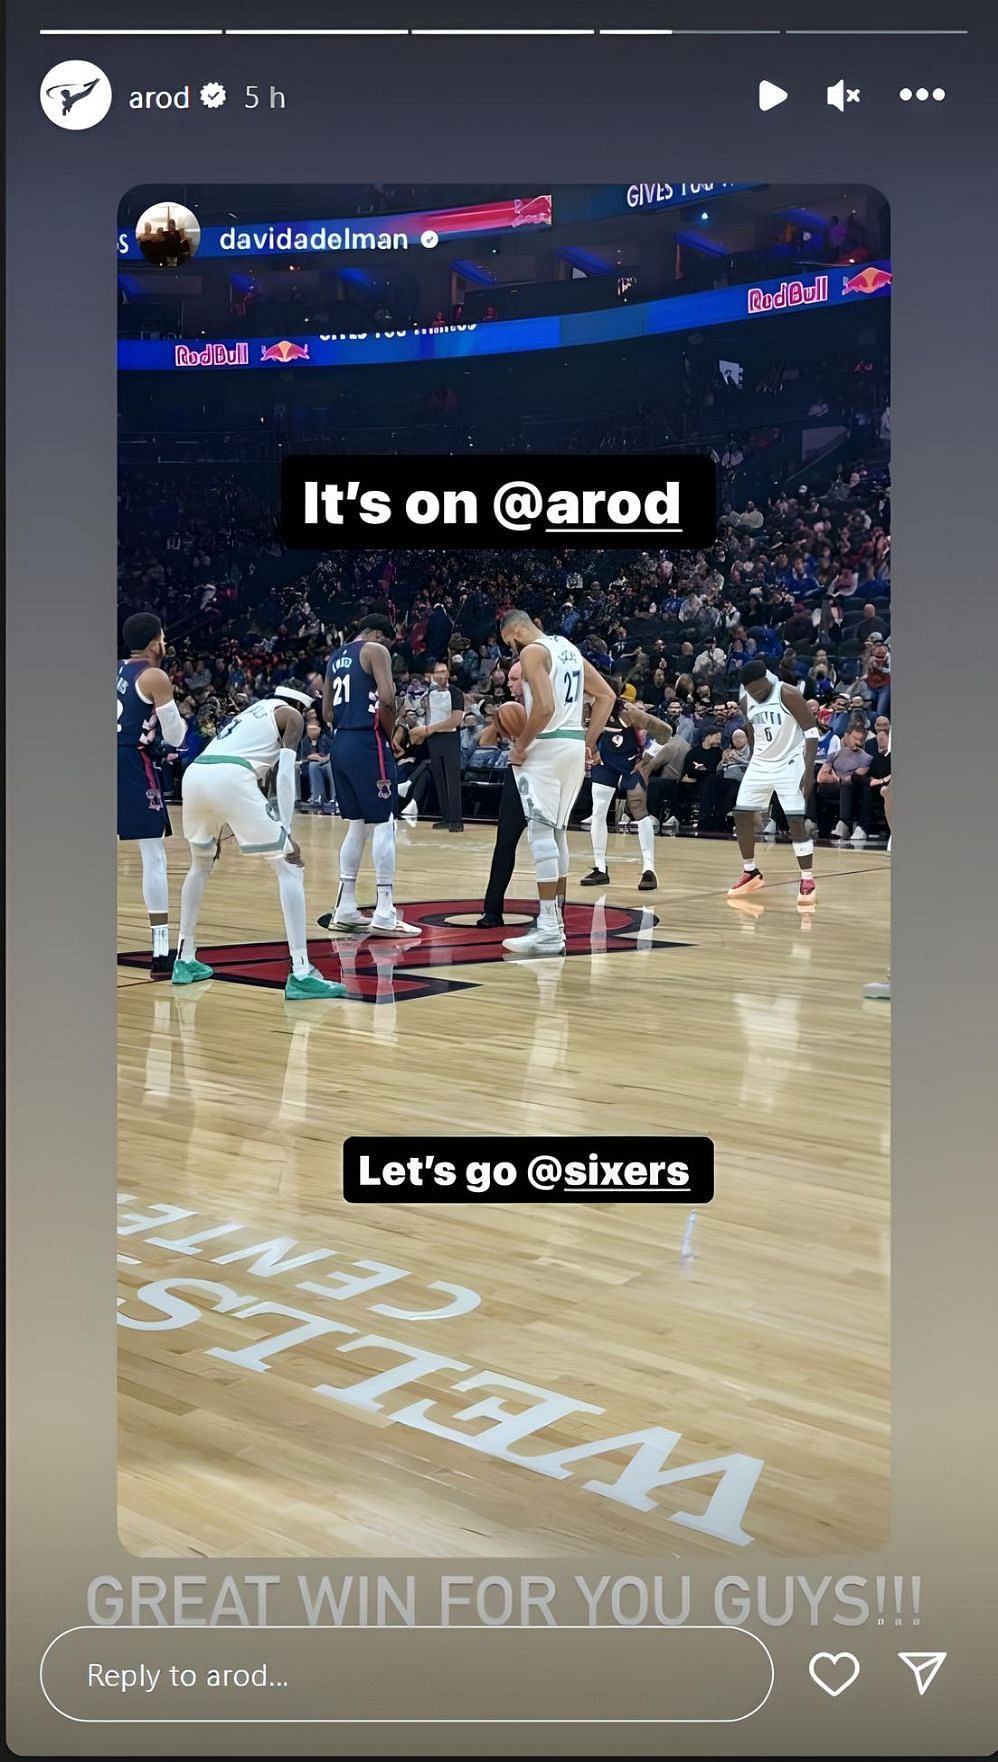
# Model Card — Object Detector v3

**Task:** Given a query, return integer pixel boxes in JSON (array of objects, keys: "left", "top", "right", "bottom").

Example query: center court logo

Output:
[
  {"left": 117, "top": 898, "right": 691, "bottom": 1002},
  {"left": 40, "top": 60, "right": 112, "bottom": 130}
]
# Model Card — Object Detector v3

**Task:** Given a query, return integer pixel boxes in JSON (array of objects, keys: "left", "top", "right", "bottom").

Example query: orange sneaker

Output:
[
  {"left": 797, "top": 875, "right": 818, "bottom": 908},
  {"left": 728, "top": 868, "right": 765, "bottom": 897}
]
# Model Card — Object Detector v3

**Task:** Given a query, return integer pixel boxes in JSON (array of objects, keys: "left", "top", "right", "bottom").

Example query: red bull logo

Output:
[
  {"left": 260, "top": 339, "right": 310, "bottom": 363},
  {"left": 841, "top": 266, "right": 893, "bottom": 296},
  {"left": 512, "top": 194, "right": 553, "bottom": 228},
  {"left": 747, "top": 275, "right": 829, "bottom": 315},
  {"left": 174, "top": 342, "right": 249, "bottom": 367}
]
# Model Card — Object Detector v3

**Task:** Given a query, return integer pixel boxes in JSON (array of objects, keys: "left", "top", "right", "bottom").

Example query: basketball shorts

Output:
[
  {"left": 117, "top": 746, "right": 172, "bottom": 841},
  {"left": 182, "top": 756, "right": 288, "bottom": 855},
  {"left": 591, "top": 759, "right": 644, "bottom": 794},
  {"left": 514, "top": 733, "right": 587, "bottom": 829},
  {"left": 330, "top": 728, "right": 398, "bottom": 823},
  {"left": 735, "top": 753, "right": 808, "bottom": 816}
]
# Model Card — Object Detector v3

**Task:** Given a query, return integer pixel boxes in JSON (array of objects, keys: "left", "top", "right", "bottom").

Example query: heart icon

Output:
[{"left": 809, "top": 1652, "right": 861, "bottom": 1697}]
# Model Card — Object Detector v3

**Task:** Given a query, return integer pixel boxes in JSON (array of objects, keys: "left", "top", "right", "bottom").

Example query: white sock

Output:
[
  {"left": 590, "top": 784, "right": 614, "bottom": 869},
  {"left": 743, "top": 859, "right": 758, "bottom": 873},
  {"left": 337, "top": 820, "right": 367, "bottom": 913},
  {"left": 139, "top": 837, "right": 170, "bottom": 913},
  {"left": 539, "top": 899, "right": 560, "bottom": 929},
  {"left": 177, "top": 857, "right": 211, "bottom": 963},
  {"left": 152, "top": 924, "right": 170, "bottom": 957},
  {"left": 275, "top": 859, "right": 310, "bottom": 976},
  {"left": 371, "top": 822, "right": 397, "bottom": 920},
  {"left": 637, "top": 813, "right": 656, "bottom": 870}
]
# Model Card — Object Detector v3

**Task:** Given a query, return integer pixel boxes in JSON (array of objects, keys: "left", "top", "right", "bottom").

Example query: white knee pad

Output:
[
  {"left": 554, "top": 827, "right": 570, "bottom": 878},
  {"left": 138, "top": 837, "right": 170, "bottom": 913},
  {"left": 590, "top": 782, "right": 615, "bottom": 826},
  {"left": 526, "top": 818, "right": 560, "bottom": 884},
  {"left": 190, "top": 844, "right": 216, "bottom": 874}
]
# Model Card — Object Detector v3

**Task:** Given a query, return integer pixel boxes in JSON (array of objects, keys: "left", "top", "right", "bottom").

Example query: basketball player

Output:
[
  {"left": 172, "top": 681, "right": 346, "bottom": 1000},
  {"left": 318, "top": 615, "right": 420, "bottom": 938},
  {"left": 581, "top": 698, "right": 675, "bottom": 892},
  {"left": 499, "top": 609, "right": 615, "bottom": 956},
  {"left": 117, "top": 612, "right": 189, "bottom": 978},
  {"left": 728, "top": 658, "right": 820, "bottom": 906}
]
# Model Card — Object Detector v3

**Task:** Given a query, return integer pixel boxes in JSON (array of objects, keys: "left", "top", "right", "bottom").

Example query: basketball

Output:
[{"left": 497, "top": 700, "right": 527, "bottom": 739}]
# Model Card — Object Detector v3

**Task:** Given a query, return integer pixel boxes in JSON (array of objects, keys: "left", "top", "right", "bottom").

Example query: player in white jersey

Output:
[
  {"left": 498, "top": 609, "right": 615, "bottom": 956},
  {"left": 172, "top": 681, "right": 345, "bottom": 1000},
  {"left": 728, "top": 658, "right": 820, "bottom": 908}
]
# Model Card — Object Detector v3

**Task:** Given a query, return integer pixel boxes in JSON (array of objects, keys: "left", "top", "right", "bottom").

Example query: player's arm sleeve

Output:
[
  {"left": 276, "top": 748, "right": 297, "bottom": 833},
  {"left": 156, "top": 698, "right": 188, "bottom": 749},
  {"left": 274, "top": 706, "right": 304, "bottom": 831},
  {"left": 144, "top": 669, "right": 187, "bottom": 748}
]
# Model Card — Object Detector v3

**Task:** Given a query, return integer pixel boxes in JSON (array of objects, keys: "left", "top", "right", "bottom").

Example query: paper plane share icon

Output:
[{"left": 898, "top": 1652, "right": 947, "bottom": 1695}]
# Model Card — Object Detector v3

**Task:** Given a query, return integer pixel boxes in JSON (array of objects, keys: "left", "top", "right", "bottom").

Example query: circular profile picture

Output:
[
  {"left": 40, "top": 60, "right": 112, "bottom": 130},
  {"left": 135, "top": 201, "right": 202, "bottom": 268}
]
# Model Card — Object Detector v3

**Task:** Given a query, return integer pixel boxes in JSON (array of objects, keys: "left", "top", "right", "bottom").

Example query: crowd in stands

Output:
[{"left": 120, "top": 452, "right": 891, "bottom": 844}]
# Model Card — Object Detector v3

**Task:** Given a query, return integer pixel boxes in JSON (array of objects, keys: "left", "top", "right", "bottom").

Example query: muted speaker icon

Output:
[{"left": 827, "top": 79, "right": 845, "bottom": 111}]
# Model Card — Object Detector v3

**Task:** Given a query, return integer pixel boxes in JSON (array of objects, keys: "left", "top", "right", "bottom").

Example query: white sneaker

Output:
[
  {"left": 763, "top": 818, "right": 777, "bottom": 838},
  {"left": 502, "top": 923, "right": 566, "bottom": 957},
  {"left": 663, "top": 815, "right": 679, "bottom": 833},
  {"left": 369, "top": 912, "right": 422, "bottom": 937},
  {"left": 832, "top": 820, "right": 850, "bottom": 840},
  {"left": 580, "top": 814, "right": 593, "bottom": 829},
  {"left": 319, "top": 907, "right": 371, "bottom": 933},
  {"left": 886, "top": 835, "right": 892, "bottom": 854},
  {"left": 805, "top": 819, "right": 818, "bottom": 836},
  {"left": 400, "top": 801, "right": 418, "bottom": 823},
  {"left": 849, "top": 825, "right": 868, "bottom": 845}
]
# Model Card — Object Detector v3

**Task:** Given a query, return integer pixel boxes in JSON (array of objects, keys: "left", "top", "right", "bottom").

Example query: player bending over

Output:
[
  {"left": 581, "top": 698, "right": 675, "bottom": 893},
  {"left": 499, "top": 609, "right": 615, "bottom": 956},
  {"left": 172, "top": 682, "right": 345, "bottom": 1000},
  {"left": 318, "top": 615, "right": 420, "bottom": 938},
  {"left": 728, "top": 658, "right": 819, "bottom": 907},
  {"left": 117, "top": 612, "right": 190, "bottom": 978}
]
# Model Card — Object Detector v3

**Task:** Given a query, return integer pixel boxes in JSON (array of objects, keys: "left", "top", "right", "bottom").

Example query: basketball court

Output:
[{"left": 117, "top": 819, "right": 889, "bottom": 1558}]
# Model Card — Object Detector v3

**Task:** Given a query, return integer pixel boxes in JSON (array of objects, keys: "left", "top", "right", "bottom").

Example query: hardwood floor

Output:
[{"left": 118, "top": 815, "right": 890, "bottom": 1558}]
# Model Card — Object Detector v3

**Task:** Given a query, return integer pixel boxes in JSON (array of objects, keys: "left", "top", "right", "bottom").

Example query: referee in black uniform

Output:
[{"left": 422, "top": 660, "right": 465, "bottom": 832}]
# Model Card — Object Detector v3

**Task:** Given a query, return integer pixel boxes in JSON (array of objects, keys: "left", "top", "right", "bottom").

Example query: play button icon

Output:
[{"left": 759, "top": 80, "right": 789, "bottom": 112}]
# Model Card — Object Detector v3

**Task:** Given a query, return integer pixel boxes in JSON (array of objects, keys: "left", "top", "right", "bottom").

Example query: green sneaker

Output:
[
  {"left": 285, "top": 966, "right": 347, "bottom": 1002},
  {"left": 172, "top": 957, "right": 215, "bottom": 985}
]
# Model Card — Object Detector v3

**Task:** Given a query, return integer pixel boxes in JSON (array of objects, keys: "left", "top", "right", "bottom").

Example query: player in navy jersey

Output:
[
  {"left": 318, "top": 615, "right": 420, "bottom": 938},
  {"left": 117, "top": 612, "right": 190, "bottom": 977},
  {"left": 581, "top": 697, "right": 675, "bottom": 893}
]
